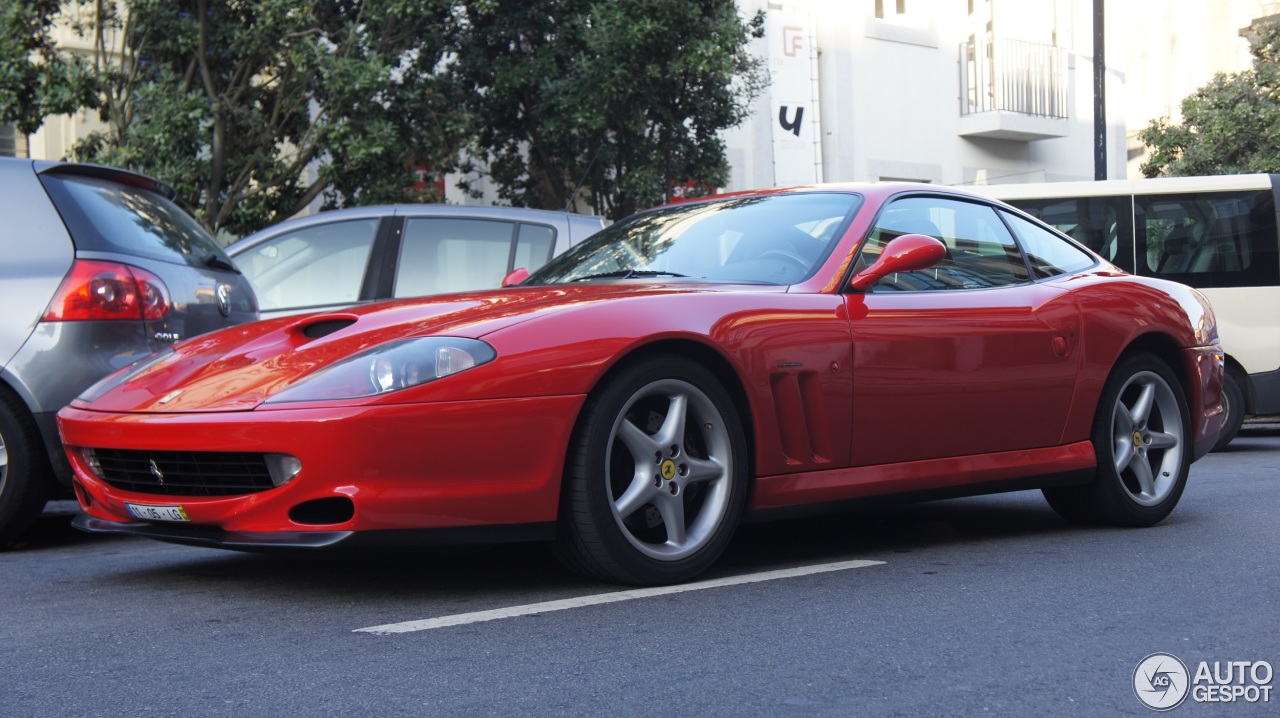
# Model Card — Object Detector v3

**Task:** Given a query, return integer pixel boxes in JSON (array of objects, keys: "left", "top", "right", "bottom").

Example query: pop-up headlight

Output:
[{"left": 264, "top": 337, "right": 496, "bottom": 404}]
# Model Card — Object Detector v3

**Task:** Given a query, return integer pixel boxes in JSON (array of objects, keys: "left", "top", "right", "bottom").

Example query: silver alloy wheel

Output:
[
  {"left": 1110, "top": 370, "right": 1185, "bottom": 507},
  {"left": 605, "top": 378, "right": 733, "bottom": 561}
]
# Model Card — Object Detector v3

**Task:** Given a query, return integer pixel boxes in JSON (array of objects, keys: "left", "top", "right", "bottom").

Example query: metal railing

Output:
[{"left": 960, "top": 37, "right": 1067, "bottom": 119}]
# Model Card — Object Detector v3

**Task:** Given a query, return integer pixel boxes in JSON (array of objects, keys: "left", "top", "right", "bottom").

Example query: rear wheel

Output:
[
  {"left": 0, "top": 391, "right": 51, "bottom": 545},
  {"left": 1212, "top": 370, "right": 1246, "bottom": 451},
  {"left": 1043, "top": 354, "right": 1191, "bottom": 527},
  {"left": 554, "top": 356, "right": 748, "bottom": 585}
]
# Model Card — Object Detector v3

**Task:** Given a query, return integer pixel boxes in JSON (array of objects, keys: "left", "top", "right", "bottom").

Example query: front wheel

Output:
[
  {"left": 554, "top": 356, "right": 749, "bottom": 585},
  {"left": 1043, "top": 353, "right": 1191, "bottom": 527}
]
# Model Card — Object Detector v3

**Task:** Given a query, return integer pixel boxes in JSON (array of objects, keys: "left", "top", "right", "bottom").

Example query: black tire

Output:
[
  {"left": 1043, "top": 353, "right": 1191, "bottom": 527},
  {"left": 0, "top": 389, "right": 52, "bottom": 545},
  {"left": 1212, "top": 370, "right": 1246, "bottom": 451},
  {"left": 553, "top": 356, "right": 749, "bottom": 585}
]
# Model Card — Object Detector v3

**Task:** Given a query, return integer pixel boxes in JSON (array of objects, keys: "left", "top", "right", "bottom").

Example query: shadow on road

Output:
[
  {"left": 3, "top": 501, "right": 133, "bottom": 553},
  {"left": 38, "top": 491, "right": 1100, "bottom": 601}
]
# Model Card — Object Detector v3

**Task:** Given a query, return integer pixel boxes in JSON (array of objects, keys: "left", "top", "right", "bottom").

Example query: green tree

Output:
[
  {"left": 1139, "top": 18, "right": 1280, "bottom": 177},
  {"left": 9, "top": 0, "right": 466, "bottom": 237},
  {"left": 453, "top": 0, "right": 766, "bottom": 220},
  {"left": 0, "top": 0, "right": 98, "bottom": 135}
]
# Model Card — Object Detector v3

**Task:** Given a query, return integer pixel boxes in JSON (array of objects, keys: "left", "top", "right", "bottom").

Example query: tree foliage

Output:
[
  {"left": 1139, "top": 19, "right": 1280, "bottom": 177},
  {"left": 0, "top": 0, "right": 98, "bottom": 135},
  {"left": 2, "top": 1, "right": 767, "bottom": 232},
  {"left": 453, "top": 0, "right": 766, "bottom": 220},
  {"left": 11, "top": 0, "right": 465, "bottom": 237}
]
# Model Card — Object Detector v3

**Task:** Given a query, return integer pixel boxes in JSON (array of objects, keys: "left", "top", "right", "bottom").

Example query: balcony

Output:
[{"left": 959, "top": 37, "right": 1068, "bottom": 141}]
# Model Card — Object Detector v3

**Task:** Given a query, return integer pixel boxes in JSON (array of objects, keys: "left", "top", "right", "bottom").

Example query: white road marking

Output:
[{"left": 355, "top": 558, "right": 886, "bottom": 635}]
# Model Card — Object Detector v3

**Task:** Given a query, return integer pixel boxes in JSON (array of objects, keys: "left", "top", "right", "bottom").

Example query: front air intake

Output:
[
  {"left": 94, "top": 449, "right": 274, "bottom": 496},
  {"left": 289, "top": 497, "right": 356, "bottom": 525}
]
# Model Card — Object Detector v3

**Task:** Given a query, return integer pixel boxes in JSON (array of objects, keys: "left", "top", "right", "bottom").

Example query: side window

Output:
[
  {"left": 236, "top": 219, "right": 378, "bottom": 312},
  {"left": 1005, "top": 196, "right": 1134, "bottom": 272},
  {"left": 1136, "top": 190, "right": 1280, "bottom": 288},
  {"left": 395, "top": 218, "right": 517, "bottom": 297},
  {"left": 859, "top": 196, "right": 1029, "bottom": 291},
  {"left": 1000, "top": 210, "right": 1097, "bottom": 278},
  {"left": 513, "top": 223, "right": 556, "bottom": 272}
]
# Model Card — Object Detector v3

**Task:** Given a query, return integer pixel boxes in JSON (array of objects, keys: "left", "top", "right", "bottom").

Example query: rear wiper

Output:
[
  {"left": 571, "top": 269, "right": 694, "bottom": 281},
  {"left": 202, "top": 252, "right": 240, "bottom": 273}
]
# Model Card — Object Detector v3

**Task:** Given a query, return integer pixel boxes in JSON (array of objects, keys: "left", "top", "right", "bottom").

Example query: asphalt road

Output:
[{"left": 3, "top": 427, "right": 1278, "bottom": 717}]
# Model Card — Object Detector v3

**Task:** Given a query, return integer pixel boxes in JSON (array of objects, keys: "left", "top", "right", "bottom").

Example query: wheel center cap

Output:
[
  {"left": 660, "top": 459, "right": 677, "bottom": 481},
  {"left": 1133, "top": 431, "right": 1144, "bottom": 447}
]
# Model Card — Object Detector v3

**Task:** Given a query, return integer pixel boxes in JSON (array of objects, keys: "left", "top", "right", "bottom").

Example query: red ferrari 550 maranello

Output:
[{"left": 59, "top": 184, "right": 1225, "bottom": 584}]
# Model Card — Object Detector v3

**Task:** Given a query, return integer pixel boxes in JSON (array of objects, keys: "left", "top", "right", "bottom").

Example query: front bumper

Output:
[
  {"left": 71, "top": 513, "right": 555, "bottom": 549},
  {"left": 58, "top": 394, "right": 584, "bottom": 540}
]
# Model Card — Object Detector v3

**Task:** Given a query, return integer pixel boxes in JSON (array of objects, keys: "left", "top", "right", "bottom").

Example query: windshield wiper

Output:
[
  {"left": 202, "top": 252, "right": 240, "bottom": 273},
  {"left": 570, "top": 269, "right": 694, "bottom": 282}
]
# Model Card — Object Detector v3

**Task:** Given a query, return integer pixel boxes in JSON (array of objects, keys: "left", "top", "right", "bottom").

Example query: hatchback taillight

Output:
[{"left": 43, "top": 260, "right": 170, "bottom": 321}]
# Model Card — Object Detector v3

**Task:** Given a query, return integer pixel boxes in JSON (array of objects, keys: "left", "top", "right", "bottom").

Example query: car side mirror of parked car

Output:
[
  {"left": 847, "top": 234, "right": 947, "bottom": 292},
  {"left": 502, "top": 268, "right": 530, "bottom": 287}
]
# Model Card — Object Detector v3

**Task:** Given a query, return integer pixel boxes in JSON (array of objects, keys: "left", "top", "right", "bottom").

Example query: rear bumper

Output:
[{"left": 1184, "top": 345, "right": 1226, "bottom": 463}]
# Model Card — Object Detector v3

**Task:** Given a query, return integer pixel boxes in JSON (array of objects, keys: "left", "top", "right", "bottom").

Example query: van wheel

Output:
[
  {"left": 1044, "top": 354, "right": 1191, "bottom": 527},
  {"left": 1212, "top": 370, "right": 1245, "bottom": 451},
  {"left": 0, "top": 391, "right": 51, "bottom": 545}
]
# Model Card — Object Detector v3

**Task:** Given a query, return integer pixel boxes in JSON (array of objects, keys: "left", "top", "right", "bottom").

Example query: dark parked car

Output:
[
  {"left": 0, "top": 159, "right": 257, "bottom": 542},
  {"left": 225, "top": 205, "right": 606, "bottom": 318}
]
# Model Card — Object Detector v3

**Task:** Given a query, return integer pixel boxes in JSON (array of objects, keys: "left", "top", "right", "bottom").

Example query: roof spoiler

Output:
[{"left": 34, "top": 160, "right": 177, "bottom": 201}]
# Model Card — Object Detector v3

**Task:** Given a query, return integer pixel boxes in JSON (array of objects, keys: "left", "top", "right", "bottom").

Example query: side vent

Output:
[
  {"left": 769, "top": 370, "right": 834, "bottom": 467},
  {"left": 300, "top": 318, "right": 356, "bottom": 339}
]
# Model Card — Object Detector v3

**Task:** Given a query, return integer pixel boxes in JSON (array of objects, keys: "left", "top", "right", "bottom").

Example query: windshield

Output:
[{"left": 525, "top": 193, "right": 862, "bottom": 286}]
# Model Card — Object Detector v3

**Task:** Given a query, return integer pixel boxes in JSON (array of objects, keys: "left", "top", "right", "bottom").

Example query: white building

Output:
[
  {"left": 6, "top": 2, "right": 1274, "bottom": 198},
  {"left": 722, "top": 0, "right": 1128, "bottom": 190}
]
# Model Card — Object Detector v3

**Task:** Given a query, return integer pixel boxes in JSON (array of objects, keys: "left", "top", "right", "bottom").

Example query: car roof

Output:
[
  {"left": 227, "top": 204, "right": 603, "bottom": 253},
  {"left": 652, "top": 182, "right": 991, "bottom": 212}
]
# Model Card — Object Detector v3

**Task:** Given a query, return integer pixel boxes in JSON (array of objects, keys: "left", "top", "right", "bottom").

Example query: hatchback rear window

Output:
[{"left": 39, "top": 173, "right": 232, "bottom": 268}]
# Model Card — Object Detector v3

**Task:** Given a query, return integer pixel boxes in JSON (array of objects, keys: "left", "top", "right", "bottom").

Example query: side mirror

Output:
[
  {"left": 847, "top": 234, "right": 947, "bottom": 292},
  {"left": 501, "top": 267, "right": 530, "bottom": 287}
]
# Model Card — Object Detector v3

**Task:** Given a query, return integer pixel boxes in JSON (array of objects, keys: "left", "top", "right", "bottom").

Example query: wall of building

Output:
[{"left": 723, "top": 0, "right": 1127, "bottom": 190}]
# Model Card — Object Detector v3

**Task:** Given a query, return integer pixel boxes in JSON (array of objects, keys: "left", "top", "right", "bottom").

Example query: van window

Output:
[{"left": 1137, "top": 190, "right": 1280, "bottom": 288}]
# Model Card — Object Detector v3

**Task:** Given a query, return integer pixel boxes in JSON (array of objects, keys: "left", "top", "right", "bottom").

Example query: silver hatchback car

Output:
[
  {"left": 226, "top": 205, "right": 606, "bottom": 319},
  {"left": 0, "top": 159, "right": 257, "bottom": 542}
]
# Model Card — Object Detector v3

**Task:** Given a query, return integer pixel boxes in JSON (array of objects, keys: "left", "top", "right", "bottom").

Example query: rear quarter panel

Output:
[
  {"left": 1056, "top": 273, "right": 1218, "bottom": 444},
  {"left": 0, "top": 160, "right": 74, "bottom": 371}
]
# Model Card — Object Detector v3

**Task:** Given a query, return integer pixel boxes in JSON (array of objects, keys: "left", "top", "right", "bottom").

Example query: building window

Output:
[
  {"left": 0, "top": 125, "right": 25, "bottom": 158},
  {"left": 875, "top": 0, "right": 908, "bottom": 19}
]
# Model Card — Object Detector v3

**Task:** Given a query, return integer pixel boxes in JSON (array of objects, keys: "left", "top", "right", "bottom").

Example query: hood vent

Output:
[{"left": 300, "top": 317, "right": 357, "bottom": 339}]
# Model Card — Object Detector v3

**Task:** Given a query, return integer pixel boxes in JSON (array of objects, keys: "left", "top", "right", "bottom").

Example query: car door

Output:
[{"left": 843, "top": 195, "right": 1082, "bottom": 467}]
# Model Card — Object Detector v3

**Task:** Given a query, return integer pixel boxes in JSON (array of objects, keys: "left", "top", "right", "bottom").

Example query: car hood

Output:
[{"left": 73, "top": 282, "right": 770, "bottom": 413}]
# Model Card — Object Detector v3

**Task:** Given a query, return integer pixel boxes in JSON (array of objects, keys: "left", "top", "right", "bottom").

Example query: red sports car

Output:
[{"left": 58, "top": 184, "right": 1225, "bottom": 584}]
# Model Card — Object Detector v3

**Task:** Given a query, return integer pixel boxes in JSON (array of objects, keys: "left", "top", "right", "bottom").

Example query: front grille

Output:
[{"left": 94, "top": 449, "right": 274, "bottom": 497}]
